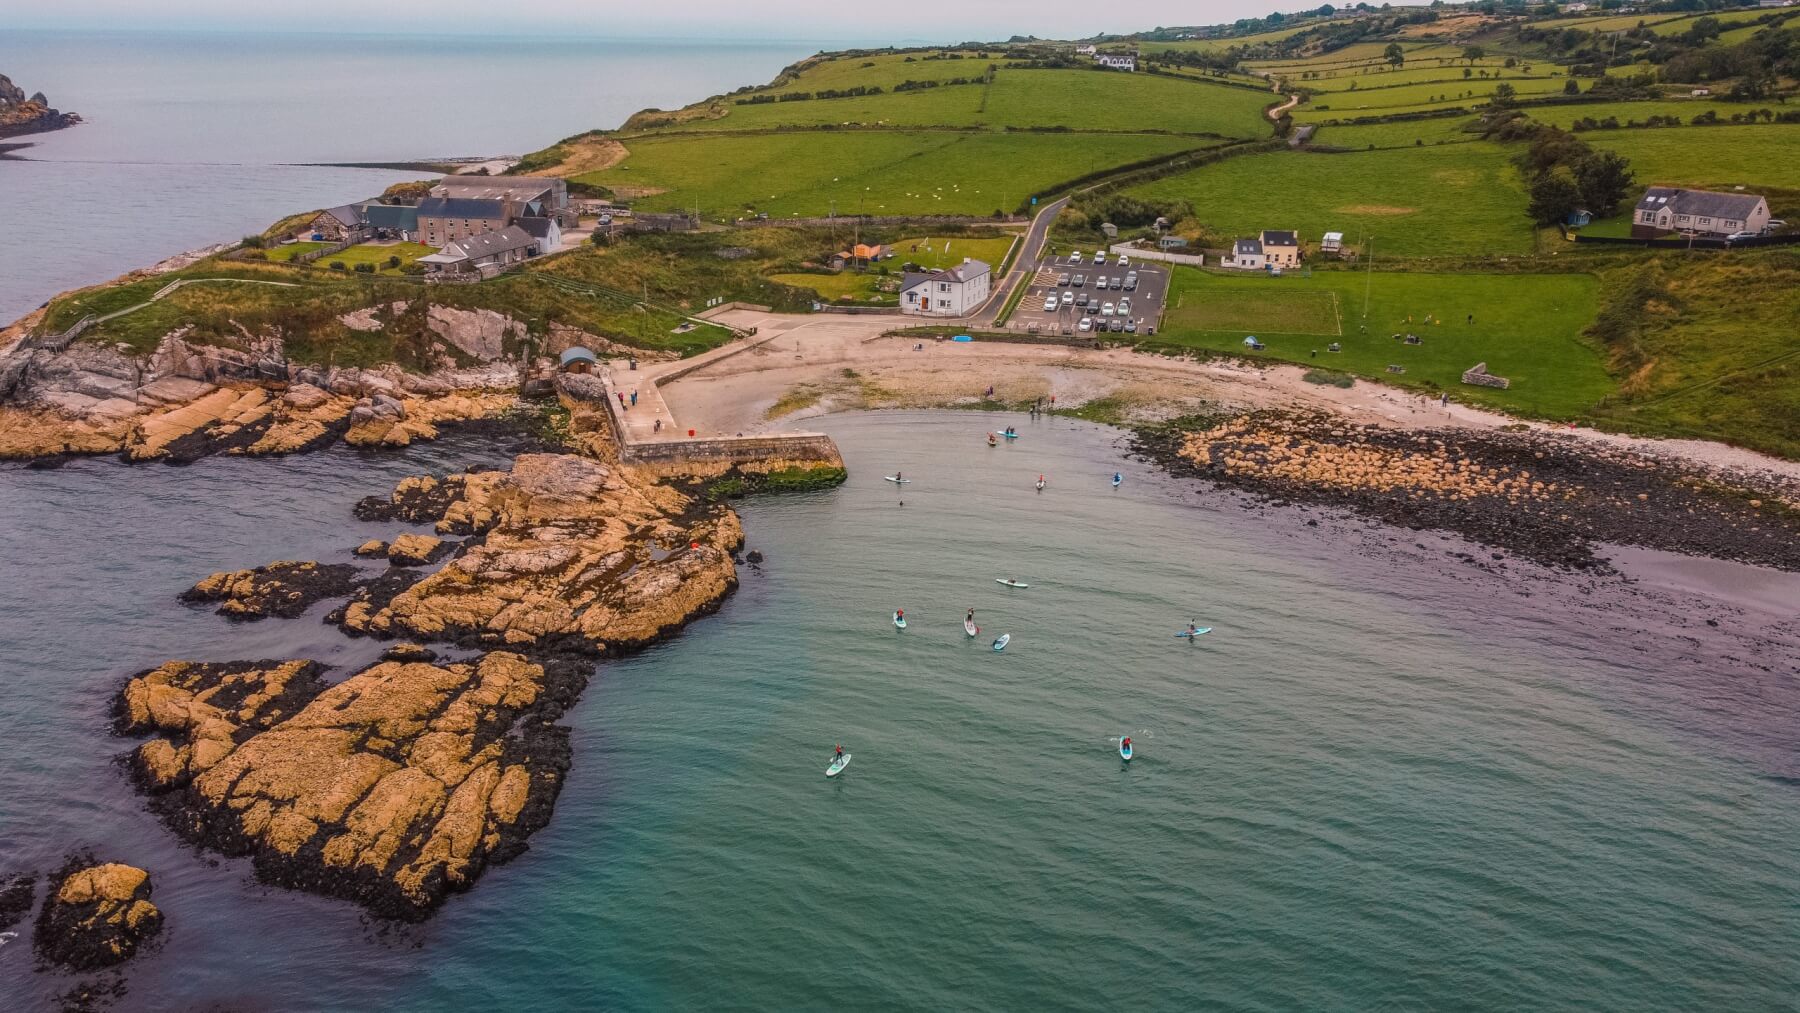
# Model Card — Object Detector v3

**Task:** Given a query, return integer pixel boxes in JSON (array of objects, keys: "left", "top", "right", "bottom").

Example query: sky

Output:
[{"left": 10, "top": 0, "right": 1303, "bottom": 43}]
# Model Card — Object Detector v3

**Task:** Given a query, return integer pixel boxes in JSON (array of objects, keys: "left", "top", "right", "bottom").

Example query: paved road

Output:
[{"left": 972, "top": 196, "right": 1068, "bottom": 326}]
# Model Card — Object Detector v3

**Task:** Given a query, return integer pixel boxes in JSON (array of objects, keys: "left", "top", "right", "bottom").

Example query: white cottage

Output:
[
  {"left": 1633, "top": 187, "right": 1770, "bottom": 239},
  {"left": 900, "top": 259, "right": 991, "bottom": 317}
]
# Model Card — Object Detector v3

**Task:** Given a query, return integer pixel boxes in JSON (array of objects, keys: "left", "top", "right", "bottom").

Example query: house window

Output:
[
  {"left": 1699, "top": 217, "right": 1711, "bottom": 225},
  {"left": 1677, "top": 215, "right": 1690, "bottom": 223},
  {"left": 938, "top": 283, "right": 950, "bottom": 292}
]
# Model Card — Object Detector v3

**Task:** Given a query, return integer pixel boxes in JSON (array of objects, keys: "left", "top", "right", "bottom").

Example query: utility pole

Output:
[{"left": 1362, "top": 235, "right": 1375, "bottom": 321}]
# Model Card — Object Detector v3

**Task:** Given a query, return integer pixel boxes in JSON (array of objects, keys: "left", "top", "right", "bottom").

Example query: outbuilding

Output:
[{"left": 559, "top": 346, "right": 599, "bottom": 374}]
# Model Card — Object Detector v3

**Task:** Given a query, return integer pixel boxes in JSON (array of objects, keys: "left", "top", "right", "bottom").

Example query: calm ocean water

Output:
[
  {"left": 1, "top": 413, "right": 1796, "bottom": 1010},
  {"left": 0, "top": 30, "right": 824, "bottom": 325}
]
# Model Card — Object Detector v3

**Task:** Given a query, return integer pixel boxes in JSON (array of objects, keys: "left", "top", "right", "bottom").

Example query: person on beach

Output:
[{"left": 630, "top": 390, "right": 638, "bottom": 406}]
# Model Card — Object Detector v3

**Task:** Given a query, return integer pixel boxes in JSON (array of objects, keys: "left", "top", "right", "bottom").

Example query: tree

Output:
[
  {"left": 1385, "top": 43, "right": 1406, "bottom": 67},
  {"left": 1574, "top": 150, "right": 1635, "bottom": 215},
  {"left": 1463, "top": 45, "right": 1486, "bottom": 64},
  {"left": 1563, "top": 78, "right": 1581, "bottom": 95},
  {"left": 1489, "top": 82, "right": 1518, "bottom": 108},
  {"left": 1528, "top": 166, "right": 1584, "bottom": 225}
]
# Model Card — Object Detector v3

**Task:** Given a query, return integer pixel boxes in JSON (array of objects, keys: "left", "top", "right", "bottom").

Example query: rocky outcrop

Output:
[
  {"left": 0, "top": 74, "right": 81, "bottom": 139},
  {"left": 338, "top": 454, "right": 741, "bottom": 653},
  {"left": 32, "top": 861, "right": 161, "bottom": 970},
  {"left": 386, "top": 533, "right": 447, "bottom": 567},
  {"left": 182, "top": 561, "right": 361, "bottom": 620},
  {"left": 117, "top": 653, "right": 583, "bottom": 920},
  {"left": 426, "top": 306, "right": 524, "bottom": 363}
]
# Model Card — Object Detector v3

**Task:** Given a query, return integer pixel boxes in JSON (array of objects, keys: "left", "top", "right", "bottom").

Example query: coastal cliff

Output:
[{"left": 0, "top": 74, "right": 81, "bottom": 139}]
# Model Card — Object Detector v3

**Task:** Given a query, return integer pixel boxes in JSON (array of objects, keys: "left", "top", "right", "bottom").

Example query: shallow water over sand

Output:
[{"left": 1, "top": 413, "right": 1796, "bottom": 1010}]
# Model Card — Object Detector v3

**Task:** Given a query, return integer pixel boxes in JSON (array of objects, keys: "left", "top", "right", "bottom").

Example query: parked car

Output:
[
  {"left": 1124, "top": 272, "right": 1138, "bottom": 291},
  {"left": 1095, "top": 276, "right": 1108, "bottom": 289},
  {"left": 1093, "top": 251, "right": 1107, "bottom": 265},
  {"left": 1119, "top": 298, "right": 1132, "bottom": 314},
  {"left": 1726, "top": 231, "right": 1758, "bottom": 243},
  {"left": 1117, "top": 254, "right": 1130, "bottom": 267},
  {"left": 1072, "top": 274, "right": 1086, "bottom": 287},
  {"left": 1078, "top": 317, "right": 1093, "bottom": 333},
  {"left": 1109, "top": 318, "right": 1125, "bottom": 333},
  {"left": 1101, "top": 301, "right": 1115, "bottom": 317},
  {"left": 1125, "top": 318, "right": 1138, "bottom": 333},
  {"left": 1043, "top": 296, "right": 1059, "bottom": 312},
  {"left": 1069, "top": 253, "right": 1084, "bottom": 265},
  {"left": 1076, "top": 293, "right": 1089, "bottom": 307},
  {"left": 1110, "top": 276, "right": 1123, "bottom": 290},
  {"left": 1057, "top": 273, "right": 1070, "bottom": 286},
  {"left": 1060, "top": 290, "right": 1074, "bottom": 306}
]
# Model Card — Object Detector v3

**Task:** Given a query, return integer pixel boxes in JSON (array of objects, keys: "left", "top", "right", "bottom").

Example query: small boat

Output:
[
  {"left": 964, "top": 618, "right": 979, "bottom": 637},
  {"left": 1119, "top": 738, "right": 1133, "bottom": 761},
  {"left": 995, "top": 579, "right": 1029, "bottom": 589},
  {"left": 992, "top": 633, "right": 1010, "bottom": 652},
  {"left": 1174, "top": 627, "right": 1213, "bottom": 639},
  {"left": 827, "top": 753, "right": 852, "bottom": 777},
  {"left": 884, "top": 475, "right": 911, "bottom": 484},
  {"left": 987, "top": 434, "right": 998, "bottom": 447},
  {"left": 1111, "top": 472, "right": 1123, "bottom": 488}
]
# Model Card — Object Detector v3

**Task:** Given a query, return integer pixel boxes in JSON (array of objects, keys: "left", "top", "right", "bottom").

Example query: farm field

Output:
[
  {"left": 1598, "top": 124, "right": 1800, "bottom": 190},
  {"left": 1525, "top": 100, "right": 1773, "bottom": 130},
  {"left": 1312, "top": 116, "right": 1482, "bottom": 149},
  {"left": 320, "top": 242, "right": 436, "bottom": 274},
  {"left": 580, "top": 130, "right": 1207, "bottom": 219},
  {"left": 1532, "top": 13, "right": 1685, "bottom": 33},
  {"left": 1157, "top": 267, "right": 1610, "bottom": 417},
  {"left": 1305, "top": 75, "right": 1570, "bottom": 115},
  {"left": 264, "top": 242, "right": 328, "bottom": 263},
  {"left": 1298, "top": 63, "right": 1555, "bottom": 89},
  {"left": 766, "top": 271, "right": 894, "bottom": 304},
  {"left": 750, "top": 51, "right": 1000, "bottom": 94},
  {"left": 1645, "top": 8, "right": 1775, "bottom": 35},
  {"left": 1140, "top": 25, "right": 1312, "bottom": 55},
  {"left": 1126, "top": 142, "right": 1534, "bottom": 257}
]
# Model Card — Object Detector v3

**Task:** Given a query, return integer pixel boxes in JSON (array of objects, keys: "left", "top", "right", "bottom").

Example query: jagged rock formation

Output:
[
  {"left": 338, "top": 454, "right": 742, "bottom": 653},
  {"left": 0, "top": 74, "right": 81, "bottom": 139},
  {"left": 385, "top": 533, "right": 446, "bottom": 567},
  {"left": 181, "top": 561, "right": 361, "bottom": 620},
  {"left": 116, "top": 653, "right": 582, "bottom": 920},
  {"left": 32, "top": 861, "right": 162, "bottom": 970}
]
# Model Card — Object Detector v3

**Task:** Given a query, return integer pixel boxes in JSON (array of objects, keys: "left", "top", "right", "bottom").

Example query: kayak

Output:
[
  {"left": 884, "top": 476, "right": 911, "bottom": 484},
  {"left": 1111, "top": 473, "right": 1123, "bottom": 488},
  {"left": 1001, "top": 432, "right": 1019, "bottom": 440},
  {"left": 1174, "top": 627, "right": 1213, "bottom": 639},
  {"left": 893, "top": 612, "right": 907, "bottom": 629},
  {"left": 964, "top": 619, "right": 979, "bottom": 637},
  {"left": 992, "top": 633, "right": 1010, "bottom": 652},
  {"left": 995, "top": 579, "right": 1029, "bottom": 588},
  {"left": 826, "top": 753, "right": 852, "bottom": 777},
  {"left": 1120, "top": 739, "right": 1133, "bottom": 761}
]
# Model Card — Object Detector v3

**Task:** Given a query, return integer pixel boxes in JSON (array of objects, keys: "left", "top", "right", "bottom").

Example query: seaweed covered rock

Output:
[
  {"left": 339, "top": 454, "right": 740, "bottom": 653},
  {"left": 32, "top": 861, "right": 162, "bottom": 970},
  {"left": 181, "top": 561, "right": 360, "bottom": 620},
  {"left": 117, "top": 652, "right": 583, "bottom": 920}
]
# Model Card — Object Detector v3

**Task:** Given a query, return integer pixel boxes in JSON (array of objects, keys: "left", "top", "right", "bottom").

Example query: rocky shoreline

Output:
[
  {"left": 107, "top": 443, "right": 844, "bottom": 921},
  {"left": 0, "top": 74, "right": 81, "bottom": 140},
  {"left": 1134, "top": 411, "right": 1800, "bottom": 572}
]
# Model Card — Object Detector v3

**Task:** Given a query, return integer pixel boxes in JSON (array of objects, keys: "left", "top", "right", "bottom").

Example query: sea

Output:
[
  {"left": 2, "top": 412, "right": 1797, "bottom": 1010},
  {"left": 0, "top": 29, "right": 829, "bottom": 326}
]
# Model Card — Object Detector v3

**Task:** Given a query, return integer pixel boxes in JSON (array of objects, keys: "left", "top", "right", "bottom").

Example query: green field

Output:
[
  {"left": 768, "top": 233, "right": 1015, "bottom": 304},
  {"left": 1298, "top": 61, "right": 1555, "bottom": 90},
  {"left": 319, "top": 242, "right": 436, "bottom": 274},
  {"left": 1598, "top": 124, "right": 1800, "bottom": 190},
  {"left": 583, "top": 130, "right": 1206, "bottom": 219},
  {"left": 1525, "top": 99, "right": 1773, "bottom": 130},
  {"left": 265, "top": 242, "right": 328, "bottom": 263},
  {"left": 1304, "top": 75, "right": 1571, "bottom": 115},
  {"left": 1157, "top": 267, "right": 1611, "bottom": 417},
  {"left": 1313, "top": 116, "right": 1482, "bottom": 149},
  {"left": 1140, "top": 25, "right": 1312, "bottom": 55},
  {"left": 1127, "top": 142, "right": 1533, "bottom": 257},
  {"left": 681, "top": 68, "right": 1271, "bottom": 138}
]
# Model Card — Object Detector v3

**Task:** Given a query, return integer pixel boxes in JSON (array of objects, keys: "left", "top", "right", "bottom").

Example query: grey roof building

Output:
[
  {"left": 362, "top": 203, "right": 420, "bottom": 235},
  {"left": 417, "top": 197, "right": 509, "bottom": 220},
  {"left": 1632, "top": 186, "right": 1771, "bottom": 238},
  {"left": 1234, "top": 238, "right": 1264, "bottom": 257}
]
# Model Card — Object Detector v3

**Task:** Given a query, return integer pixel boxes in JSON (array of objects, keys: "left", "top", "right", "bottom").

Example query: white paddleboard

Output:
[
  {"left": 1120, "top": 740, "right": 1133, "bottom": 761},
  {"left": 884, "top": 476, "right": 911, "bottom": 484},
  {"left": 992, "top": 633, "right": 1010, "bottom": 651},
  {"left": 826, "top": 754, "right": 851, "bottom": 777},
  {"left": 996, "top": 579, "right": 1029, "bottom": 588},
  {"left": 964, "top": 619, "right": 979, "bottom": 637},
  {"left": 894, "top": 613, "right": 907, "bottom": 629}
]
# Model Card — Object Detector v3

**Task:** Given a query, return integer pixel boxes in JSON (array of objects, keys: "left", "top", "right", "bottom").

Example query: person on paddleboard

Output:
[
  {"left": 967, "top": 607, "right": 975, "bottom": 623},
  {"left": 1122, "top": 736, "right": 1132, "bottom": 751},
  {"left": 896, "top": 608, "right": 904, "bottom": 621},
  {"left": 1187, "top": 622, "right": 1199, "bottom": 637},
  {"left": 895, "top": 470, "right": 902, "bottom": 483},
  {"left": 835, "top": 744, "right": 844, "bottom": 760}
]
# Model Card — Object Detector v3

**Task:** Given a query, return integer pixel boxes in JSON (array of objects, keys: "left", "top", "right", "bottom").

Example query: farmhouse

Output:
[
  {"left": 415, "top": 225, "right": 538, "bottom": 278},
  {"left": 431, "top": 174, "right": 574, "bottom": 226},
  {"left": 515, "top": 215, "right": 564, "bottom": 253},
  {"left": 362, "top": 203, "right": 420, "bottom": 242},
  {"left": 1095, "top": 52, "right": 1138, "bottom": 72},
  {"left": 1075, "top": 44, "right": 1097, "bottom": 56},
  {"left": 305, "top": 204, "right": 368, "bottom": 242},
  {"left": 1632, "top": 187, "right": 1770, "bottom": 239},
  {"left": 1226, "top": 238, "right": 1266, "bottom": 271},
  {"left": 900, "top": 259, "right": 990, "bottom": 317},
  {"left": 1260, "top": 230, "right": 1301, "bottom": 268}
]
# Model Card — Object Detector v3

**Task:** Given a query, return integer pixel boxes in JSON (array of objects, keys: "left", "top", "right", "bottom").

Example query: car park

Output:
[
  {"left": 1060, "top": 290, "right": 1073, "bottom": 306},
  {"left": 1101, "top": 301, "right": 1115, "bottom": 316},
  {"left": 1057, "top": 273, "right": 1070, "bottom": 286},
  {"left": 1072, "top": 274, "right": 1085, "bottom": 287}
]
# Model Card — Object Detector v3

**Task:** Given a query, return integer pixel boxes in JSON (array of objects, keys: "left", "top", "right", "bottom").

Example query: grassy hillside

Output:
[
  {"left": 579, "top": 130, "right": 1209, "bottom": 219},
  {"left": 1595, "top": 125, "right": 1800, "bottom": 191},
  {"left": 1126, "top": 143, "right": 1533, "bottom": 257}
]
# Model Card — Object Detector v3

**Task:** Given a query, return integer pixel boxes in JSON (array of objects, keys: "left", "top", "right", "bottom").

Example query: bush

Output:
[
  {"left": 354, "top": 262, "right": 375, "bottom": 273},
  {"left": 240, "top": 234, "right": 267, "bottom": 249},
  {"left": 387, "top": 255, "right": 402, "bottom": 269},
  {"left": 329, "top": 261, "right": 347, "bottom": 271}
]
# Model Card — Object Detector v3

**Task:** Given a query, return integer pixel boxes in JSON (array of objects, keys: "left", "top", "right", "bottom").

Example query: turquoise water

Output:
[{"left": 2, "top": 413, "right": 1797, "bottom": 1009}]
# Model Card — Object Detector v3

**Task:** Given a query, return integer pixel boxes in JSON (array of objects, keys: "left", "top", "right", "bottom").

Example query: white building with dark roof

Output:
[
  {"left": 1633, "top": 186, "right": 1770, "bottom": 239},
  {"left": 416, "top": 225, "right": 538, "bottom": 277},
  {"left": 1226, "top": 237, "right": 1265, "bottom": 270},
  {"left": 900, "top": 259, "right": 991, "bottom": 317}
]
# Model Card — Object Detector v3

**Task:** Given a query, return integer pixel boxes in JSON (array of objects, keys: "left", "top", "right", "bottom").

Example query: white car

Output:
[
  {"left": 1101, "top": 301, "right": 1115, "bottom": 317},
  {"left": 1060, "top": 290, "right": 1074, "bottom": 306},
  {"left": 1043, "top": 296, "right": 1058, "bottom": 313},
  {"left": 1117, "top": 254, "right": 1130, "bottom": 267},
  {"left": 1078, "top": 317, "right": 1093, "bottom": 333},
  {"left": 1069, "top": 253, "right": 1085, "bottom": 265},
  {"left": 1095, "top": 275, "right": 1108, "bottom": 289},
  {"left": 1093, "top": 251, "right": 1106, "bottom": 264},
  {"left": 1118, "top": 297, "right": 1132, "bottom": 314}
]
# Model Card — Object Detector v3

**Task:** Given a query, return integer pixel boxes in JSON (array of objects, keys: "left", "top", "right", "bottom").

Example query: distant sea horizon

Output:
[{"left": 0, "top": 28, "right": 863, "bottom": 324}]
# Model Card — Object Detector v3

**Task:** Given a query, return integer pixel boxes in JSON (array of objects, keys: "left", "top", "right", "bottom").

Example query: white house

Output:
[
  {"left": 900, "top": 259, "right": 991, "bottom": 317},
  {"left": 1226, "top": 238, "right": 1266, "bottom": 271},
  {"left": 416, "top": 225, "right": 538, "bottom": 277},
  {"left": 515, "top": 216, "right": 563, "bottom": 253},
  {"left": 1632, "top": 186, "right": 1770, "bottom": 239},
  {"left": 1075, "top": 44, "right": 1097, "bottom": 56},
  {"left": 1095, "top": 52, "right": 1138, "bottom": 72}
]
